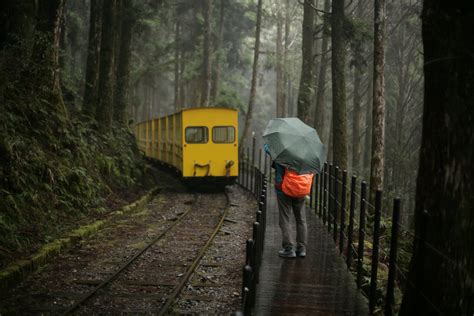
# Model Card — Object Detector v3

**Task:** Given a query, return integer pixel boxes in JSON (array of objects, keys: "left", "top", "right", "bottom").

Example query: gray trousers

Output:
[{"left": 277, "top": 193, "right": 307, "bottom": 251}]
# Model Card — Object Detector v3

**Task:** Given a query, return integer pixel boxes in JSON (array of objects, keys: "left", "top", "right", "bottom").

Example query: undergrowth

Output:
[{"left": 0, "top": 39, "right": 148, "bottom": 268}]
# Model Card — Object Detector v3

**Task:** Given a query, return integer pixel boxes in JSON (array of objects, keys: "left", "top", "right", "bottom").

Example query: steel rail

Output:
[
  {"left": 158, "top": 191, "right": 230, "bottom": 315},
  {"left": 63, "top": 193, "right": 198, "bottom": 315}
]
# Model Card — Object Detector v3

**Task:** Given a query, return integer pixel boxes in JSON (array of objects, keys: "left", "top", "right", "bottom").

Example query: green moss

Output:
[
  {"left": 69, "top": 220, "right": 106, "bottom": 239},
  {"left": 129, "top": 241, "right": 147, "bottom": 249},
  {"left": 0, "top": 187, "right": 157, "bottom": 291}
]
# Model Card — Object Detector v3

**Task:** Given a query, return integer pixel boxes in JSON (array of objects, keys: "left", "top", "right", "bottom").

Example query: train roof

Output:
[{"left": 180, "top": 107, "right": 237, "bottom": 113}]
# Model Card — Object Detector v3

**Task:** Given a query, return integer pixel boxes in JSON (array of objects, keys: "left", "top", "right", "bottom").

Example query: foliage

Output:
[{"left": 0, "top": 42, "right": 146, "bottom": 268}]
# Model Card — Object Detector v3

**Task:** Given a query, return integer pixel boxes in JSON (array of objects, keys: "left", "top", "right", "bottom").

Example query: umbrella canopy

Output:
[{"left": 263, "top": 118, "right": 326, "bottom": 174}]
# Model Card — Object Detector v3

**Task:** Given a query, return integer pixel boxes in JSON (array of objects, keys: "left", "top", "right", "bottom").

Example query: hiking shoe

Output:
[
  {"left": 296, "top": 249, "right": 306, "bottom": 257},
  {"left": 278, "top": 247, "right": 296, "bottom": 258}
]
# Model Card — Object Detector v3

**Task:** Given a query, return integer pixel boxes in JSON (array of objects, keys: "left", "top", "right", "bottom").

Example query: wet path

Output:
[{"left": 255, "top": 188, "right": 369, "bottom": 315}]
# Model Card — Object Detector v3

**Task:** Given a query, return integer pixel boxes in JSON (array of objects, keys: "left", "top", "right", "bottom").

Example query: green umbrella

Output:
[{"left": 263, "top": 118, "right": 326, "bottom": 174}]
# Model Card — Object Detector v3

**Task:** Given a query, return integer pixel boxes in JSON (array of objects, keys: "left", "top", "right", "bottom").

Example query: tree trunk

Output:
[
  {"left": 363, "top": 66, "right": 373, "bottom": 178},
  {"left": 369, "top": 0, "right": 386, "bottom": 204},
  {"left": 200, "top": 0, "right": 212, "bottom": 107},
  {"left": 114, "top": 0, "right": 135, "bottom": 125},
  {"left": 0, "top": 1, "right": 36, "bottom": 49},
  {"left": 174, "top": 18, "right": 180, "bottom": 111},
  {"left": 240, "top": 0, "right": 263, "bottom": 149},
  {"left": 351, "top": 1, "right": 366, "bottom": 175},
  {"left": 400, "top": 2, "right": 474, "bottom": 314},
  {"left": 331, "top": 0, "right": 348, "bottom": 169},
  {"left": 282, "top": 0, "right": 291, "bottom": 117},
  {"left": 314, "top": 0, "right": 330, "bottom": 140},
  {"left": 32, "top": 0, "right": 68, "bottom": 117},
  {"left": 297, "top": 0, "right": 314, "bottom": 124},
  {"left": 83, "top": 0, "right": 102, "bottom": 118},
  {"left": 95, "top": 0, "right": 117, "bottom": 131},
  {"left": 179, "top": 51, "right": 187, "bottom": 108},
  {"left": 275, "top": 7, "right": 284, "bottom": 117},
  {"left": 211, "top": 0, "right": 226, "bottom": 104}
]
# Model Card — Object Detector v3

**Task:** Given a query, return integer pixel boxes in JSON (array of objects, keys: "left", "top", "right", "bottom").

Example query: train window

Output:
[
  {"left": 212, "top": 126, "right": 235, "bottom": 143},
  {"left": 185, "top": 127, "right": 208, "bottom": 143}
]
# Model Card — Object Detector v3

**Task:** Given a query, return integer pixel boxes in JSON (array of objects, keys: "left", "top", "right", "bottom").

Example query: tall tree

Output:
[
  {"left": 331, "top": 0, "right": 348, "bottom": 169},
  {"left": 351, "top": 0, "right": 367, "bottom": 175},
  {"left": 400, "top": 2, "right": 474, "bottom": 314},
  {"left": 282, "top": 0, "right": 291, "bottom": 118},
  {"left": 369, "top": 0, "right": 386, "bottom": 202},
  {"left": 201, "top": 0, "right": 212, "bottom": 107},
  {"left": 210, "top": 0, "right": 226, "bottom": 103},
  {"left": 296, "top": 0, "right": 314, "bottom": 124},
  {"left": 314, "top": 0, "right": 331, "bottom": 141},
  {"left": 95, "top": 0, "right": 117, "bottom": 131},
  {"left": 240, "top": 0, "right": 263, "bottom": 149},
  {"left": 0, "top": 1, "right": 36, "bottom": 49},
  {"left": 32, "top": 0, "right": 68, "bottom": 117},
  {"left": 83, "top": 0, "right": 102, "bottom": 118},
  {"left": 275, "top": 5, "right": 284, "bottom": 117},
  {"left": 114, "top": 0, "right": 136, "bottom": 124},
  {"left": 174, "top": 17, "right": 181, "bottom": 111}
]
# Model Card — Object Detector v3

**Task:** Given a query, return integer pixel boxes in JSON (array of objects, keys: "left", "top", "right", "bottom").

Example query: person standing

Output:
[{"left": 265, "top": 144, "right": 310, "bottom": 258}]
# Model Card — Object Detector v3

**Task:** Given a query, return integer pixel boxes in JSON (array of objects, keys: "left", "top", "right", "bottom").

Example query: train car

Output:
[{"left": 134, "top": 107, "right": 239, "bottom": 185}]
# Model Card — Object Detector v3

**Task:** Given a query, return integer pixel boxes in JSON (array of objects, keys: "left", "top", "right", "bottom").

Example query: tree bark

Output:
[
  {"left": 369, "top": 0, "right": 386, "bottom": 204},
  {"left": 174, "top": 18, "right": 181, "bottom": 111},
  {"left": 363, "top": 66, "right": 373, "bottom": 178},
  {"left": 282, "top": 0, "right": 291, "bottom": 117},
  {"left": 314, "top": 0, "right": 330, "bottom": 140},
  {"left": 275, "top": 7, "right": 284, "bottom": 117},
  {"left": 95, "top": 0, "right": 117, "bottom": 131},
  {"left": 82, "top": 0, "right": 102, "bottom": 118},
  {"left": 240, "top": 0, "right": 263, "bottom": 149},
  {"left": 400, "top": 2, "right": 474, "bottom": 314},
  {"left": 351, "top": 0, "right": 366, "bottom": 175},
  {"left": 114, "top": 0, "right": 135, "bottom": 125},
  {"left": 331, "top": 0, "right": 348, "bottom": 169},
  {"left": 200, "top": 0, "right": 212, "bottom": 107},
  {"left": 211, "top": 0, "right": 226, "bottom": 104},
  {"left": 297, "top": 0, "right": 314, "bottom": 124},
  {"left": 33, "top": 0, "right": 67, "bottom": 117},
  {"left": 0, "top": 1, "right": 36, "bottom": 49}
]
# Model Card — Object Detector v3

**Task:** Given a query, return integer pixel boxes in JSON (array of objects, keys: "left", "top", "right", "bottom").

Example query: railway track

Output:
[
  {"left": 0, "top": 189, "right": 232, "bottom": 315},
  {"left": 49, "top": 190, "right": 231, "bottom": 315}
]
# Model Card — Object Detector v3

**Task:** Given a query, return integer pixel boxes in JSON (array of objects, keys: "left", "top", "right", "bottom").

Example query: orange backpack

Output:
[{"left": 281, "top": 168, "right": 314, "bottom": 198}]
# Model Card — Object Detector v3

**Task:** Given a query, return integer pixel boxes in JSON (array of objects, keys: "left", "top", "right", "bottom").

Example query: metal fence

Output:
[
  {"left": 236, "top": 139, "right": 267, "bottom": 315},
  {"left": 311, "top": 163, "right": 403, "bottom": 315}
]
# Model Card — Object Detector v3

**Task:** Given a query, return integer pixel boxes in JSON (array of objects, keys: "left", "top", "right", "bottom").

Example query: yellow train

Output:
[{"left": 134, "top": 107, "right": 239, "bottom": 185}]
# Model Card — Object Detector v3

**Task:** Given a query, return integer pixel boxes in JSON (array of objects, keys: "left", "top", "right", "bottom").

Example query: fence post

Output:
[
  {"left": 346, "top": 175, "right": 357, "bottom": 268},
  {"left": 239, "top": 148, "right": 243, "bottom": 185},
  {"left": 385, "top": 198, "right": 401, "bottom": 316},
  {"left": 318, "top": 167, "right": 324, "bottom": 218},
  {"left": 357, "top": 181, "right": 367, "bottom": 289},
  {"left": 328, "top": 164, "right": 333, "bottom": 232},
  {"left": 333, "top": 166, "right": 339, "bottom": 242},
  {"left": 242, "top": 265, "right": 253, "bottom": 310},
  {"left": 246, "top": 147, "right": 250, "bottom": 189},
  {"left": 323, "top": 163, "right": 328, "bottom": 224},
  {"left": 369, "top": 190, "right": 382, "bottom": 314},
  {"left": 339, "top": 170, "right": 347, "bottom": 254},
  {"left": 252, "top": 222, "right": 260, "bottom": 281},
  {"left": 313, "top": 174, "right": 319, "bottom": 213},
  {"left": 251, "top": 137, "right": 256, "bottom": 194},
  {"left": 245, "top": 239, "right": 254, "bottom": 266}
]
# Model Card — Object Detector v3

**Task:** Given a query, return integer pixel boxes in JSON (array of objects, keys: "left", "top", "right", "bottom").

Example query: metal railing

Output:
[
  {"left": 310, "top": 163, "right": 403, "bottom": 315},
  {"left": 235, "top": 140, "right": 456, "bottom": 315},
  {"left": 236, "top": 140, "right": 267, "bottom": 315}
]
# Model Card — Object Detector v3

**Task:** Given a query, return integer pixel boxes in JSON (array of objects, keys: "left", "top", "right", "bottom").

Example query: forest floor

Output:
[{"left": 0, "top": 168, "right": 256, "bottom": 314}]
